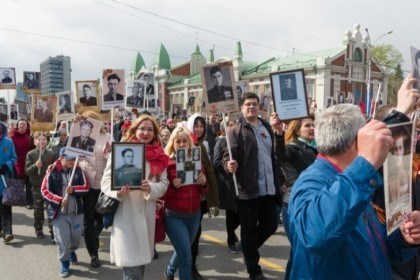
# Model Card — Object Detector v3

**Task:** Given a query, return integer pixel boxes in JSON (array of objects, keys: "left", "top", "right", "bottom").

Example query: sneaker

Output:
[
  {"left": 90, "top": 256, "right": 101, "bottom": 268},
  {"left": 250, "top": 273, "right": 268, "bottom": 280},
  {"left": 237, "top": 240, "right": 242, "bottom": 252},
  {"left": 26, "top": 205, "right": 34, "bottom": 209},
  {"left": 70, "top": 251, "right": 79, "bottom": 265},
  {"left": 191, "top": 265, "right": 204, "bottom": 280},
  {"left": 164, "top": 270, "right": 174, "bottom": 280},
  {"left": 3, "top": 234, "right": 14, "bottom": 243},
  {"left": 36, "top": 230, "right": 45, "bottom": 239},
  {"left": 59, "top": 260, "right": 70, "bottom": 278},
  {"left": 228, "top": 243, "right": 239, "bottom": 254}
]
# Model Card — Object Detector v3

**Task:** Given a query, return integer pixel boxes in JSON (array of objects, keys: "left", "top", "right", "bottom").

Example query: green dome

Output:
[
  {"left": 131, "top": 51, "right": 146, "bottom": 73},
  {"left": 153, "top": 43, "right": 171, "bottom": 69}
]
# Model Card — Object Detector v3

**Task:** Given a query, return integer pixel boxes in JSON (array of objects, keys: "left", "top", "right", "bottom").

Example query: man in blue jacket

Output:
[{"left": 287, "top": 80, "right": 420, "bottom": 279}]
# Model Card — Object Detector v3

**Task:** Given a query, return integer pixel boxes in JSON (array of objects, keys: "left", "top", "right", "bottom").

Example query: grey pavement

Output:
[{"left": 0, "top": 206, "right": 290, "bottom": 279}]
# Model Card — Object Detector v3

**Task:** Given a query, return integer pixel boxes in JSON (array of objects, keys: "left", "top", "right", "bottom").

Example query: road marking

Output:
[{"left": 202, "top": 233, "right": 285, "bottom": 272}]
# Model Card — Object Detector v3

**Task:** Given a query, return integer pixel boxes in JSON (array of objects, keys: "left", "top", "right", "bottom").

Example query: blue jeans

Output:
[
  {"left": 281, "top": 206, "right": 290, "bottom": 241},
  {"left": 165, "top": 209, "right": 200, "bottom": 280}
]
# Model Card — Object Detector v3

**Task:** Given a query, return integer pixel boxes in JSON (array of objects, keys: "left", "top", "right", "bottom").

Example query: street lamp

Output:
[{"left": 363, "top": 29, "right": 393, "bottom": 116}]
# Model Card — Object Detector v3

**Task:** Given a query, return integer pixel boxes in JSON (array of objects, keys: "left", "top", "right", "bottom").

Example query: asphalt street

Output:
[{"left": 0, "top": 206, "right": 290, "bottom": 279}]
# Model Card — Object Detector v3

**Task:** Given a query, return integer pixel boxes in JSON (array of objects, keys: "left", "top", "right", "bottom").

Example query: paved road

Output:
[{"left": 0, "top": 206, "right": 290, "bottom": 279}]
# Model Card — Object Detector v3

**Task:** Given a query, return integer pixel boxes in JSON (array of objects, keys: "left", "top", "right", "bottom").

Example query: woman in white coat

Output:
[{"left": 101, "top": 115, "right": 169, "bottom": 280}]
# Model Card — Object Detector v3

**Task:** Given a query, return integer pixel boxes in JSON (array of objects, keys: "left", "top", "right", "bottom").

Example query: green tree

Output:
[{"left": 371, "top": 44, "right": 404, "bottom": 104}]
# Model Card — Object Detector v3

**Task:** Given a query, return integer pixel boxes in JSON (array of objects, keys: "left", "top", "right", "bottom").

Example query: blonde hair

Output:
[
  {"left": 123, "top": 115, "right": 161, "bottom": 145},
  {"left": 164, "top": 127, "right": 194, "bottom": 158},
  {"left": 33, "top": 131, "right": 47, "bottom": 139}
]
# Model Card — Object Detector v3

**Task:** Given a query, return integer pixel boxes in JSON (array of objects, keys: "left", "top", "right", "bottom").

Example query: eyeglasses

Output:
[{"left": 243, "top": 102, "right": 258, "bottom": 108}]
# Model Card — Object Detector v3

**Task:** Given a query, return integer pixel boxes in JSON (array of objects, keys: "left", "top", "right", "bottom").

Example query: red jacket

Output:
[
  {"left": 10, "top": 126, "right": 35, "bottom": 177},
  {"left": 161, "top": 159, "right": 207, "bottom": 213}
]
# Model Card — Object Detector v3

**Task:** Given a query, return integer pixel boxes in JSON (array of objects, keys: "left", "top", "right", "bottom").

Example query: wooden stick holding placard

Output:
[
  {"left": 61, "top": 156, "right": 79, "bottom": 211},
  {"left": 224, "top": 113, "right": 239, "bottom": 196}
]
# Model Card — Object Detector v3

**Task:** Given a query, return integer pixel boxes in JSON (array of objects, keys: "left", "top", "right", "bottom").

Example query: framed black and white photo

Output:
[
  {"left": 23, "top": 71, "right": 41, "bottom": 93},
  {"left": 270, "top": 69, "right": 309, "bottom": 121},
  {"left": 66, "top": 117, "right": 103, "bottom": 158},
  {"left": 76, "top": 80, "right": 98, "bottom": 108},
  {"left": 126, "top": 80, "right": 145, "bottom": 109},
  {"left": 57, "top": 91, "right": 75, "bottom": 120},
  {"left": 140, "top": 73, "right": 155, "bottom": 97},
  {"left": 201, "top": 63, "right": 238, "bottom": 115},
  {"left": 383, "top": 122, "right": 413, "bottom": 235},
  {"left": 0, "top": 103, "right": 8, "bottom": 122},
  {"left": 176, "top": 148, "right": 201, "bottom": 185},
  {"left": 102, "top": 69, "right": 125, "bottom": 110},
  {"left": 111, "top": 142, "right": 145, "bottom": 191},
  {"left": 0, "top": 67, "right": 16, "bottom": 89},
  {"left": 8, "top": 103, "right": 19, "bottom": 123},
  {"left": 31, "top": 96, "right": 57, "bottom": 131}
]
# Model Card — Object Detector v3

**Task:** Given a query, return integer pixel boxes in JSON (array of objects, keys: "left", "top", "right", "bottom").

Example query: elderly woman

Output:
[{"left": 101, "top": 115, "right": 169, "bottom": 280}]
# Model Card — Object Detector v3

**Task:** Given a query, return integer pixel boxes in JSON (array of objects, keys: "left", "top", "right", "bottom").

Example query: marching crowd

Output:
[{"left": 2, "top": 76, "right": 420, "bottom": 280}]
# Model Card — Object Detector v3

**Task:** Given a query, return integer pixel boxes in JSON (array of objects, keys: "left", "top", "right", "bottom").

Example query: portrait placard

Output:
[
  {"left": 139, "top": 73, "right": 155, "bottom": 98},
  {"left": 8, "top": 103, "right": 19, "bottom": 123},
  {"left": 411, "top": 46, "right": 420, "bottom": 89},
  {"left": 111, "top": 142, "right": 145, "bottom": 191},
  {"left": 234, "top": 80, "right": 249, "bottom": 107},
  {"left": 0, "top": 67, "right": 16, "bottom": 89},
  {"left": 66, "top": 117, "right": 103, "bottom": 158},
  {"left": 126, "top": 80, "right": 146, "bottom": 109},
  {"left": 176, "top": 147, "right": 201, "bottom": 186},
  {"left": 383, "top": 122, "right": 413, "bottom": 235},
  {"left": 172, "top": 104, "right": 182, "bottom": 119},
  {"left": 201, "top": 63, "right": 238, "bottom": 115},
  {"left": 102, "top": 69, "right": 125, "bottom": 110},
  {"left": 23, "top": 71, "right": 41, "bottom": 93},
  {"left": 76, "top": 80, "right": 99, "bottom": 108},
  {"left": 270, "top": 69, "right": 309, "bottom": 121},
  {"left": 15, "top": 100, "right": 27, "bottom": 119},
  {"left": 57, "top": 91, "right": 75, "bottom": 120},
  {"left": 31, "top": 96, "right": 56, "bottom": 131},
  {"left": 0, "top": 103, "right": 8, "bottom": 123}
]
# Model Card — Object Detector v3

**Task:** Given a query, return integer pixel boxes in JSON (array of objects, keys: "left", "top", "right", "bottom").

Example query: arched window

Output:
[{"left": 353, "top": 48, "right": 363, "bottom": 63}]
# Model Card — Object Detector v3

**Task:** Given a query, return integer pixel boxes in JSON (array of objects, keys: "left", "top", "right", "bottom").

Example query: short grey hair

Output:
[{"left": 315, "top": 104, "right": 366, "bottom": 155}]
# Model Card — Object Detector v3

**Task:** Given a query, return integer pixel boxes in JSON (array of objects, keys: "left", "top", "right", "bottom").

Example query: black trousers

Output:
[
  {"left": 82, "top": 188, "right": 103, "bottom": 258},
  {"left": 226, "top": 209, "right": 240, "bottom": 245},
  {"left": 24, "top": 176, "right": 33, "bottom": 206},
  {"left": 237, "top": 195, "right": 278, "bottom": 277},
  {"left": 0, "top": 196, "right": 12, "bottom": 235}
]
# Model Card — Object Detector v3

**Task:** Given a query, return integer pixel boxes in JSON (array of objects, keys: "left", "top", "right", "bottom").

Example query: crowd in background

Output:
[{"left": 2, "top": 76, "right": 420, "bottom": 280}]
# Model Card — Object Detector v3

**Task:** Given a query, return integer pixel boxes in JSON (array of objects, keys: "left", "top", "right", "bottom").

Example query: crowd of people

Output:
[{"left": 2, "top": 76, "right": 420, "bottom": 279}]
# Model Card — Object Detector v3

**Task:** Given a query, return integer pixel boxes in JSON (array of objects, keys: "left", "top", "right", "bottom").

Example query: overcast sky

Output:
[{"left": 1, "top": 0, "right": 419, "bottom": 93}]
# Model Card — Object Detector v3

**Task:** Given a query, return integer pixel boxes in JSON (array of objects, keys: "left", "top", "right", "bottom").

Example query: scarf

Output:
[
  {"left": 131, "top": 138, "right": 169, "bottom": 175},
  {"left": 298, "top": 137, "right": 317, "bottom": 149}
]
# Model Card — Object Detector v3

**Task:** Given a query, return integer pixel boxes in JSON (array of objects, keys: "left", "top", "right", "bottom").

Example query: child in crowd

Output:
[
  {"left": 41, "top": 147, "right": 89, "bottom": 278},
  {"left": 25, "top": 131, "right": 55, "bottom": 238}
]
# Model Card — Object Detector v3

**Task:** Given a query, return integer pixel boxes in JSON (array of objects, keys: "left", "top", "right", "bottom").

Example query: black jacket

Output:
[{"left": 223, "top": 117, "right": 285, "bottom": 200}]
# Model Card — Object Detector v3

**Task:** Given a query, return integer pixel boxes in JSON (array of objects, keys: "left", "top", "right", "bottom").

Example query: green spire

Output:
[
  {"left": 195, "top": 44, "right": 201, "bottom": 54},
  {"left": 208, "top": 48, "right": 214, "bottom": 63},
  {"left": 153, "top": 43, "right": 171, "bottom": 69},
  {"left": 235, "top": 41, "right": 243, "bottom": 57},
  {"left": 131, "top": 51, "right": 146, "bottom": 73}
]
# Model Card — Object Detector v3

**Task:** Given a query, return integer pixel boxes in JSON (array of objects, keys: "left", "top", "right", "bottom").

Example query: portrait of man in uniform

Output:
[
  {"left": 33, "top": 97, "right": 54, "bottom": 123},
  {"left": 0, "top": 104, "right": 8, "bottom": 122},
  {"left": 279, "top": 74, "right": 297, "bottom": 101},
  {"left": 206, "top": 66, "right": 233, "bottom": 103},
  {"left": 9, "top": 104, "right": 18, "bottom": 120},
  {"left": 126, "top": 81, "right": 145, "bottom": 108},
  {"left": 79, "top": 84, "right": 97, "bottom": 106},
  {"left": 112, "top": 145, "right": 144, "bottom": 190},
  {"left": 1, "top": 70, "right": 12, "bottom": 84},
  {"left": 70, "top": 120, "right": 96, "bottom": 152}
]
